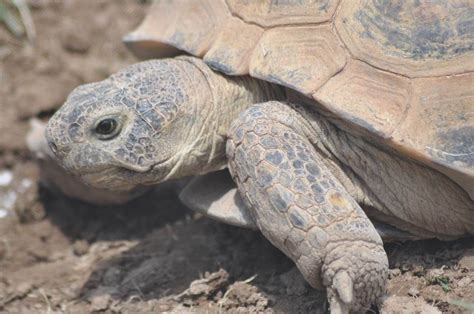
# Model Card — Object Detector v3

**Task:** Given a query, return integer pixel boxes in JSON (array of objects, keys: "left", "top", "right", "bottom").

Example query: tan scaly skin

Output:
[
  {"left": 46, "top": 57, "right": 473, "bottom": 313},
  {"left": 227, "top": 101, "right": 388, "bottom": 312}
]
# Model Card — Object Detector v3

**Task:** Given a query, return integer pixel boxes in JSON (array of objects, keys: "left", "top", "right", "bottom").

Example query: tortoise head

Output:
[{"left": 46, "top": 58, "right": 211, "bottom": 190}]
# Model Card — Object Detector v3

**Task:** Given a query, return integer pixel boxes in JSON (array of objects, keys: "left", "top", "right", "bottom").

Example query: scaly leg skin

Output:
[{"left": 227, "top": 102, "right": 388, "bottom": 313}]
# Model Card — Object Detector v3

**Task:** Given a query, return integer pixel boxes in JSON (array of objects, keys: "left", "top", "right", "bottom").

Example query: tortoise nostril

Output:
[{"left": 48, "top": 140, "right": 72, "bottom": 159}]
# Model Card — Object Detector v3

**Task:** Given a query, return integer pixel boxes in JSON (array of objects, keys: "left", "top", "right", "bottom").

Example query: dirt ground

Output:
[{"left": 0, "top": 1, "right": 473, "bottom": 313}]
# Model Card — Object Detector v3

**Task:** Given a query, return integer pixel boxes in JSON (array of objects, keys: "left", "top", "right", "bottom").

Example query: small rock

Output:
[
  {"left": 61, "top": 31, "right": 91, "bottom": 54},
  {"left": 0, "top": 170, "right": 13, "bottom": 186},
  {"left": 400, "top": 264, "right": 411, "bottom": 273},
  {"left": 90, "top": 293, "right": 111, "bottom": 312},
  {"left": 86, "top": 287, "right": 116, "bottom": 312},
  {"left": 156, "top": 302, "right": 172, "bottom": 312},
  {"left": 73, "top": 240, "right": 90, "bottom": 256},
  {"left": 408, "top": 287, "right": 420, "bottom": 297}
]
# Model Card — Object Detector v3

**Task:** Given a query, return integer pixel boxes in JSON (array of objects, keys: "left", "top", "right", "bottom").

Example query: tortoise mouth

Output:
[
  {"left": 78, "top": 166, "right": 116, "bottom": 177},
  {"left": 79, "top": 168, "right": 134, "bottom": 191},
  {"left": 77, "top": 156, "right": 173, "bottom": 190}
]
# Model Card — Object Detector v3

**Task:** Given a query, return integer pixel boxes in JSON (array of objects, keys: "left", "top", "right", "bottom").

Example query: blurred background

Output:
[{"left": 0, "top": 1, "right": 472, "bottom": 313}]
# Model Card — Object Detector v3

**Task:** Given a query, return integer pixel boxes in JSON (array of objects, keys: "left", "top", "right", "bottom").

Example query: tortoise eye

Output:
[{"left": 94, "top": 117, "right": 121, "bottom": 140}]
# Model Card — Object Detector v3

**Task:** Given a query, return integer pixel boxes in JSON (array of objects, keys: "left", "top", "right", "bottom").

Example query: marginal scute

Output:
[
  {"left": 226, "top": 0, "right": 340, "bottom": 27},
  {"left": 122, "top": 38, "right": 180, "bottom": 60},
  {"left": 391, "top": 73, "right": 474, "bottom": 197},
  {"left": 313, "top": 60, "right": 409, "bottom": 137},
  {"left": 124, "top": 0, "right": 230, "bottom": 58},
  {"left": 250, "top": 25, "right": 346, "bottom": 95},
  {"left": 335, "top": 0, "right": 474, "bottom": 77},
  {"left": 204, "top": 18, "right": 263, "bottom": 75}
]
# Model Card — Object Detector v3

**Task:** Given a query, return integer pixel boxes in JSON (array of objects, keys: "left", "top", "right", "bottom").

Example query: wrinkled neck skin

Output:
[{"left": 150, "top": 57, "right": 285, "bottom": 183}]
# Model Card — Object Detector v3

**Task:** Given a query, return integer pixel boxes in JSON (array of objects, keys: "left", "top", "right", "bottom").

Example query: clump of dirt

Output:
[{"left": 0, "top": 1, "right": 473, "bottom": 313}]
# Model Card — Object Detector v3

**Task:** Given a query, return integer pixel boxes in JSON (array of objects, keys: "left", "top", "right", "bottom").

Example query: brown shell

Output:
[{"left": 124, "top": 0, "right": 474, "bottom": 198}]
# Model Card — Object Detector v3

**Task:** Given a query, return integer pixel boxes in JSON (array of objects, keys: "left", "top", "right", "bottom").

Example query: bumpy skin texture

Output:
[{"left": 227, "top": 102, "right": 388, "bottom": 313}]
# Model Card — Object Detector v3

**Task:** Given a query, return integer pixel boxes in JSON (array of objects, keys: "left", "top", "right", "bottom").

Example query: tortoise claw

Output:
[
  {"left": 328, "top": 271, "right": 353, "bottom": 314},
  {"left": 329, "top": 298, "right": 349, "bottom": 314},
  {"left": 333, "top": 271, "right": 353, "bottom": 304}
]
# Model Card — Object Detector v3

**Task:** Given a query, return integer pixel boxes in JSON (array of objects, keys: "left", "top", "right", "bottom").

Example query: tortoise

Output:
[{"left": 45, "top": 1, "right": 474, "bottom": 312}]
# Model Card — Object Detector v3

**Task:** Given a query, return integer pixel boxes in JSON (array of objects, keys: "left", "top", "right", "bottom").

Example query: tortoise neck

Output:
[
  {"left": 176, "top": 57, "right": 285, "bottom": 176},
  {"left": 209, "top": 73, "right": 286, "bottom": 143}
]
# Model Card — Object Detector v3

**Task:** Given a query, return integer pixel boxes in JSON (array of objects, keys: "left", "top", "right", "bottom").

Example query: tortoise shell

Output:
[{"left": 124, "top": 0, "right": 474, "bottom": 198}]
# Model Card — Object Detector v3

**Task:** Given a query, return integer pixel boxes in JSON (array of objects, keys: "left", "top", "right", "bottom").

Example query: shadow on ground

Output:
[{"left": 41, "top": 186, "right": 327, "bottom": 312}]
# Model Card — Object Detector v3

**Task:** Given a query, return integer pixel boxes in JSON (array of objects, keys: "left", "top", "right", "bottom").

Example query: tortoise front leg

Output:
[{"left": 227, "top": 102, "right": 388, "bottom": 313}]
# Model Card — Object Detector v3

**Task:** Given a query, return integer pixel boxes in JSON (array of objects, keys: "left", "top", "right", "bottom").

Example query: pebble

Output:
[
  {"left": 87, "top": 287, "right": 116, "bottom": 312},
  {"left": 408, "top": 287, "right": 420, "bottom": 297},
  {"left": 90, "top": 293, "right": 111, "bottom": 312},
  {"left": 73, "top": 240, "right": 90, "bottom": 256},
  {"left": 0, "top": 170, "right": 13, "bottom": 186},
  {"left": 61, "top": 31, "right": 91, "bottom": 54}
]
